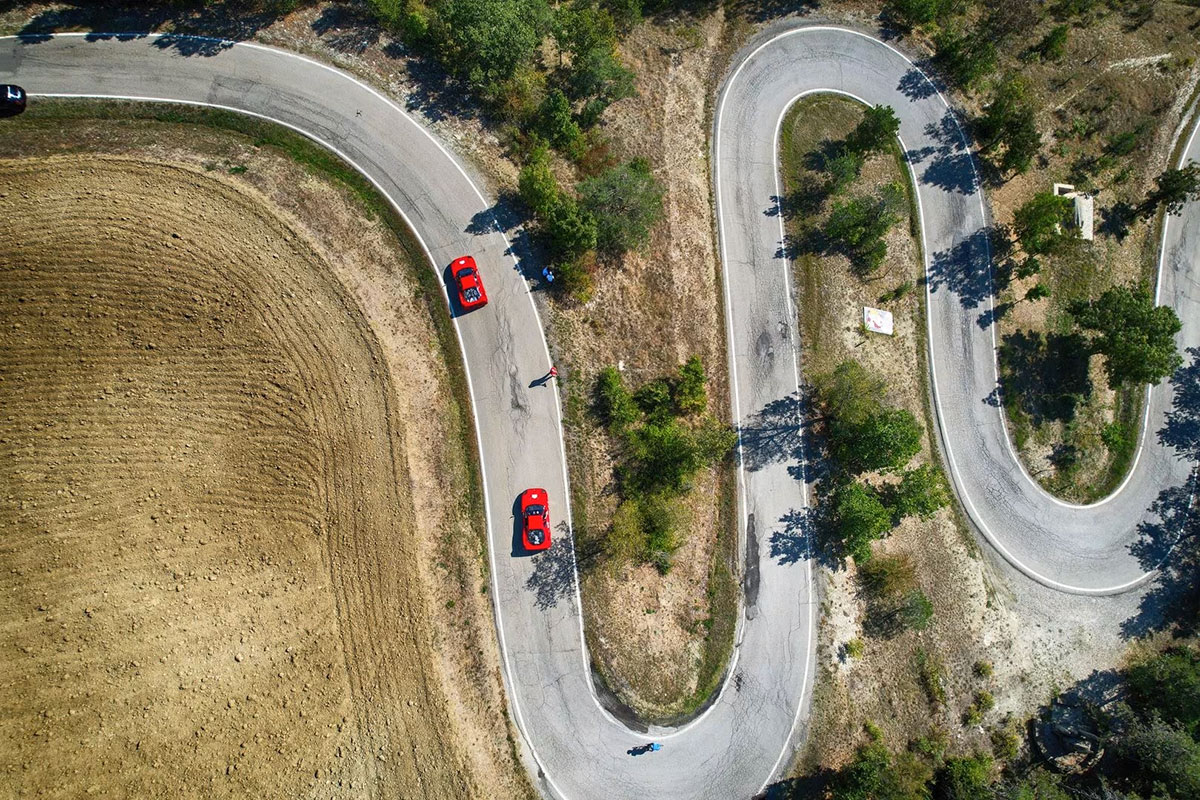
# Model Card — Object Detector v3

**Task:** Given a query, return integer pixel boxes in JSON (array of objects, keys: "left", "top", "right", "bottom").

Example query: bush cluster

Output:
[
  {"left": 519, "top": 145, "right": 664, "bottom": 299},
  {"left": 815, "top": 360, "right": 949, "bottom": 563},
  {"left": 593, "top": 359, "right": 735, "bottom": 573}
]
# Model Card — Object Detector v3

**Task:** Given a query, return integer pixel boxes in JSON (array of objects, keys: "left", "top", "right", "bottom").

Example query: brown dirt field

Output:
[
  {"left": 0, "top": 140, "right": 526, "bottom": 800},
  {"left": 780, "top": 96, "right": 1052, "bottom": 772}
]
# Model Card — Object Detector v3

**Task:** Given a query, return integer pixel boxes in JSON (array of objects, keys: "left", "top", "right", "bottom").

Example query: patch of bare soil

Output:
[
  {"left": 780, "top": 96, "right": 1056, "bottom": 772},
  {"left": 0, "top": 137, "right": 526, "bottom": 800}
]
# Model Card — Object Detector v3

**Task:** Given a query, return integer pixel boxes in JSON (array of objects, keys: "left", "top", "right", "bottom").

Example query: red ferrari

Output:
[
  {"left": 451, "top": 255, "right": 488, "bottom": 311},
  {"left": 521, "top": 488, "right": 551, "bottom": 552}
]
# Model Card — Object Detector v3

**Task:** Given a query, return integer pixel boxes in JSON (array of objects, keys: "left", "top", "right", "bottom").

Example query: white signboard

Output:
[{"left": 863, "top": 306, "right": 894, "bottom": 336}]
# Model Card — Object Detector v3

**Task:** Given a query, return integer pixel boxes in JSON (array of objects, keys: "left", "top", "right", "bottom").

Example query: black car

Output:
[{"left": 1, "top": 85, "right": 27, "bottom": 117}]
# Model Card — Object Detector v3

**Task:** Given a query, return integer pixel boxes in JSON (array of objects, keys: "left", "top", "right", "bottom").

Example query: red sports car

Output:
[
  {"left": 520, "top": 488, "right": 551, "bottom": 551},
  {"left": 451, "top": 255, "right": 488, "bottom": 311}
]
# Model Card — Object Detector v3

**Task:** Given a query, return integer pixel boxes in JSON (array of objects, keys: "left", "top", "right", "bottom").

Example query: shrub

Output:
[
  {"left": 859, "top": 553, "right": 917, "bottom": 598},
  {"left": 936, "top": 754, "right": 993, "bottom": 800},
  {"left": 916, "top": 648, "right": 947, "bottom": 705},
  {"left": 536, "top": 88, "right": 583, "bottom": 150},
  {"left": 1013, "top": 192, "right": 1073, "bottom": 255},
  {"left": 869, "top": 588, "right": 934, "bottom": 637},
  {"left": 893, "top": 465, "right": 949, "bottom": 519},
  {"left": 845, "top": 638, "right": 865, "bottom": 659},
  {"left": 973, "top": 660, "right": 994, "bottom": 678},
  {"left": 543, "top": 195, "right": 597, "bottom": 260},
  {"left": 594, "top": 366, "right": 639, "bottom": 429},
  {"left": 518, "top": 141, "right": 560, "bottom": 217},
  {"left": 578, "top": 157, "right": 663, "bottom": 254},
  {"left": 640, "top": 491, "right": 681, "bottom": 573},
  {"left": 833, "top": 482, "right": 892, "bottom": 562},
  {"left": 885, "top": 0, "right": 951, "bottom": 29},
  {"left": 673, "top": 355, "right": 707, "bottom": 415}
]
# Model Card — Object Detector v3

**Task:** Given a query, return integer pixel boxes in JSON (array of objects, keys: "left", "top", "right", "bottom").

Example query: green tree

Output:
[
  {"left": 568, "top": 47, "right": 636, "bottom": 126},
  {"left": 935, "top": 754, "right": 993, "bottom": 800},
  {"left": 1126, "top": 648, "right": 1200, "bottom": 737},
  {"left": 624, "top": 419, "right": 698, "bottom": 492},
  {"left": 673, "top": 355, "right": 707, "bottom": 415},
  {"left": 833, "top": 482, "right": 892, "bottom": 563},
  {"left": 848, "top": 105, "right": 901, "bottom": 156},
  {"left": 554, "top": 2, "right": 616, "bottom": 57},
  {"left": 435, "top": 0, "right": 551, "bottom": 88},
  {"left": 633, "top": 377, "right": 673, "bottom": 421},
  {"left": 594, "top": 366, "right": 639, "bottom": 429},
  {"left": 826, "top": 149, "right": 865, "bottom": 195},
  {"left": 579, "top": 158, "right": 663, "bottom": 254},
  {"left": 893, "top": 465, "right": 949, "bottom": 520},
  {"left": 884, "top": 0, "right": 952, "bottom": 30},
  {"left": 817, "top": 360, "right": 886, "bottom": 428},
  {"left": 544, "top": 195, "right": 598, "bottom": 260},
  {"left": 601, "top": 0, "right": 641, "bottom": 32},
  {"left": 1036, "top": 24, "right": 1069, "bottom": 61},
  {"left": 1013, "top": 192, "right": 1073, "bottom": 255},
  {"left": 519, "top": 141, "right": 560, "bottom": 217},
  {"left": 934, "top": 28, "right": 998, "bottom": 89},
  {"left": 978, "top": 77, "right": 1041, "bottom": 175},
  {"left": 826, "top": 195, "right": 897, "bottom": 273},
  {"left": 1116, "top": 714, "right": 1200, "bottom": 798},
  {"left": 1139, "top": 163, "right": 1200, "bottom": 218},
  {"left": 537, "top": 88, "right": 583, "bottom": 150},
  {"left": 833, "top": 409, "right": 923, "bottom": 474},
  {"left": 1070, "top": 283, "right": 1183, "bottom": 389}
]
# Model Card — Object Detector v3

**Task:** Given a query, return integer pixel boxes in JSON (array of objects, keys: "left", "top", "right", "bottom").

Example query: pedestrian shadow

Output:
[{"left": 524, "top": 525, "right": 577, "bottom": 610}]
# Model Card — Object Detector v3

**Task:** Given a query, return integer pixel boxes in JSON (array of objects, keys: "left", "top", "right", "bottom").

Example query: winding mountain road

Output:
[{"left": 2, "top": 23, "right": 1196, "bottom": 800}]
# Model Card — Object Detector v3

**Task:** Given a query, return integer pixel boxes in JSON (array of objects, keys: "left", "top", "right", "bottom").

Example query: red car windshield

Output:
[{"left": 525, "top": 505, "right": 545, "bottom": 519}]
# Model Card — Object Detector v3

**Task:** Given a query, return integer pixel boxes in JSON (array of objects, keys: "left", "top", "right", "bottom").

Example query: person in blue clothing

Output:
[{"left": 648, "top": 742, "right": 662, "bottom": 752}]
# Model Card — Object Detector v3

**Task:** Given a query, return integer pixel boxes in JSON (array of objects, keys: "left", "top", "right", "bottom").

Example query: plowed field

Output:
[{"left": 0, "top": 156, "right": 471, "bottom": 798}]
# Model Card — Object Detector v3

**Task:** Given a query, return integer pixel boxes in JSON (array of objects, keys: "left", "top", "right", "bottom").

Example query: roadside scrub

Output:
[{"left": 781, "top": 93, "right": 1018, "bottom": 777}]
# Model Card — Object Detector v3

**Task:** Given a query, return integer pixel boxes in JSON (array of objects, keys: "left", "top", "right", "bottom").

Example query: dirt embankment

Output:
[{"left": 0, "top": 146, "right": 525, "bottom": 799}]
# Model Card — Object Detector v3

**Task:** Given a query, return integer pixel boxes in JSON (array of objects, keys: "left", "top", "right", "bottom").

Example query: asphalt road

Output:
[{"left": 2, "top": 23, "right": 1197, "bottom": 800}]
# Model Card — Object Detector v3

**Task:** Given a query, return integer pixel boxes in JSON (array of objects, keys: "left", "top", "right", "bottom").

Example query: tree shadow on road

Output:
[
  {"left": 925, "top": 228, "right": 993, "bottom": 310},
  {"left": 17, "top": 2, "right": 287, "bottom": 45},
  {"left": 525, "top": 527, "right": 579, "bottom": 611},
  {"left": 1121, "top": 349, "right": 1200, "bottom": 638}
]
